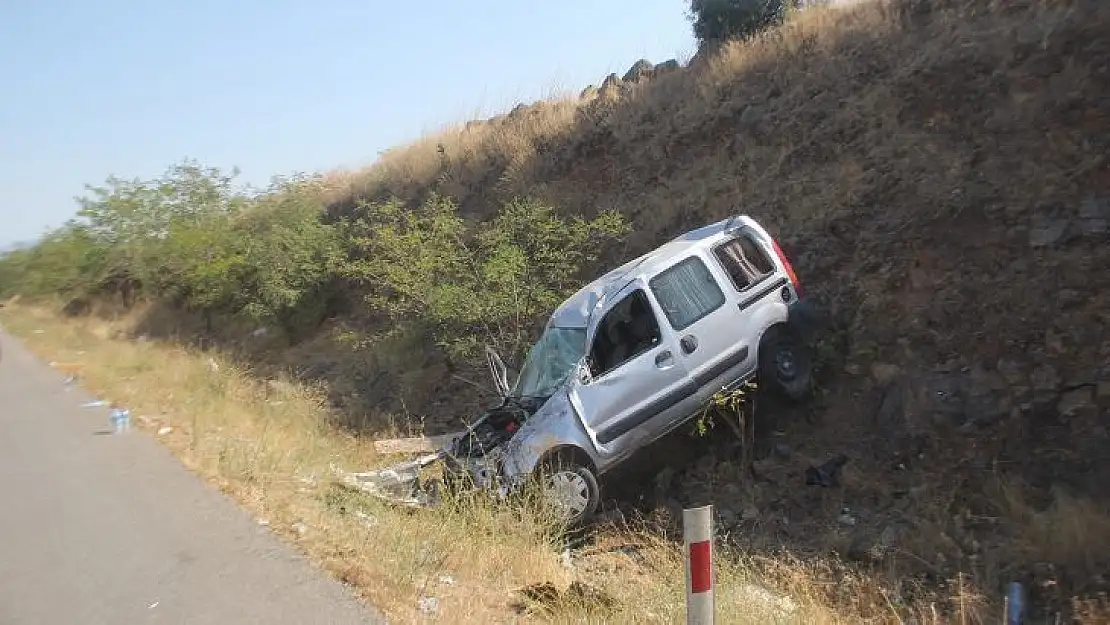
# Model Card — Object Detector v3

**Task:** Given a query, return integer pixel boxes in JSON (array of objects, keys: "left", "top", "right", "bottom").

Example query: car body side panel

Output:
[{"left": 499, "top": 389, "right": 600, "bottom": 483}]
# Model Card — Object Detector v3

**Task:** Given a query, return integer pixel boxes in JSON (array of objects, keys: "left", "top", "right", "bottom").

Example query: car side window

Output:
[
  {"left": 648, "top": 255, "right": 726, "bottom": 331},
  {"left": 713, "top": 233, "right": 775, "bottom": 292},
  {"left": 587, "top": 289, "right": 662, "bottom": 378}
]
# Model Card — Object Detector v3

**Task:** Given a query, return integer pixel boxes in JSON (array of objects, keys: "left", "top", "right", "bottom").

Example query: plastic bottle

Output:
[{"left": 110, "top": 408, "right": 131, "bottom": 434}]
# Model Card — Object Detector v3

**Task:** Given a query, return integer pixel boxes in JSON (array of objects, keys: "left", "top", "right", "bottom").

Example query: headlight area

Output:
[{"left": 443, "top": 446, "right": 513, "bottom": 497}]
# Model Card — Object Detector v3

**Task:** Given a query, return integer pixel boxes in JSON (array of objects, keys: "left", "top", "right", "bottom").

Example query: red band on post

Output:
[{"left": 689, "top": 540, "right": 712, "bottom": 594}]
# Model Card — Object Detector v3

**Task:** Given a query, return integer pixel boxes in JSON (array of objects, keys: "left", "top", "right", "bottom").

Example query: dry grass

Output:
[{"left": 1, "top": 302, "right": 1024, "bottom": 624}]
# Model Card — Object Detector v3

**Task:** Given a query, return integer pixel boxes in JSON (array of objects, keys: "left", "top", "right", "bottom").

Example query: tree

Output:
[{"left": 687, "top": 0, "right": 797, "bottom": 44}]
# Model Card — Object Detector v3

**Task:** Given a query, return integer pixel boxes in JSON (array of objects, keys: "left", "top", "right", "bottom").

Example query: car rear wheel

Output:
[
  {"left": 758, "top": 325, "right": 813, "bottom": 402},
  {"left": 536, "top": 454, "right": 600, "bottom": 529}
]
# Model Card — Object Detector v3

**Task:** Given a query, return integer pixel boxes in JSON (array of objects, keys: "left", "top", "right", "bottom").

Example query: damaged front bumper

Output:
[{"left": 335, "top": 396, "right": 551, "bottom": 509}]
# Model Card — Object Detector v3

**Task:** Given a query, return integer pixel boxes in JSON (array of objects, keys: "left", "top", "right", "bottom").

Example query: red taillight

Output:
[{"left": 771, "top": 238, "right": 803, "bottom": 298}]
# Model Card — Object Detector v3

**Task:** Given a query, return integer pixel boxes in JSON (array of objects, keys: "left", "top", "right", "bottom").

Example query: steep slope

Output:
[{"left": 321, "top": 0, "right": 1110, "bottom": 615}]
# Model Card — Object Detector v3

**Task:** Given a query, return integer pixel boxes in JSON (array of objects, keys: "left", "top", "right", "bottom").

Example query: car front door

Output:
[{"left": 568, "top": 281, "right": 692, "bottom": 461}]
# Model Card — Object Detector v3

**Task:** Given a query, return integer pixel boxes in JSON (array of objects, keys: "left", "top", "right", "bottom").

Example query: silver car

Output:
[{"left": 443, "top": 214, "right": 817, "bottom": 525}]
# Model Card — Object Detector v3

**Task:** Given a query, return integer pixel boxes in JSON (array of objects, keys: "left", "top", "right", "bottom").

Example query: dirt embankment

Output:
[{"left": 311, "top": 0, "right": 1110, "bottom": 617}]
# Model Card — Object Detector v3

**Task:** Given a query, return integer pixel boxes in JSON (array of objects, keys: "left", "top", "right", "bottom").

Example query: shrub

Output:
[
  {"left": 687, "top": 0, "right": 797, "bottom": 44},
  {"left": 341, "top": 194, "right": 630, "bottom": 363}
]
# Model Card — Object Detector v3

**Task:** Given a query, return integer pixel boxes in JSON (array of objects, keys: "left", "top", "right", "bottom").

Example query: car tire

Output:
[
  {"left": 758, "top": 325, "right": 813, "bottom": 402},
  {"left": 536, "top": 453, "right": 601, "bottom": 529}
]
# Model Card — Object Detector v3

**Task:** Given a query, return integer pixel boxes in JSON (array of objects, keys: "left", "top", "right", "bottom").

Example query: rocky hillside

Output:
[{"left": 313, "top": 0, "right": 1109, "bottom": 617}]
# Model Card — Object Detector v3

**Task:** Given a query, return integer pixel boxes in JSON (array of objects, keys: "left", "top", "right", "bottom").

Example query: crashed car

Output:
[{"left": 432, "top": 214, "right": 818, "bottom": 526}]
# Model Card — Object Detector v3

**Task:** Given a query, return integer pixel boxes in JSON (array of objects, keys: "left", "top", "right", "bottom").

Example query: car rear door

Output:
[{"left": 645, "top": 252, "right": 754, "bottom": 411}]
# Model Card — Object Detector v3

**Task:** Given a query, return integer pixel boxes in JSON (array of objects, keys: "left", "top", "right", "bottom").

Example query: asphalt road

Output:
[{"left": 0, "top": 329, "right": 384, "bottom": 625}]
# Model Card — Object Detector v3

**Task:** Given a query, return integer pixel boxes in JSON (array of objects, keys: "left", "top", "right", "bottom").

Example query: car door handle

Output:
[
  {"left": 654, "top": 350, "right": 674, "bottom": 368},
  {"left": 680, "top": 335, "right": 698, "bottom": 354}
]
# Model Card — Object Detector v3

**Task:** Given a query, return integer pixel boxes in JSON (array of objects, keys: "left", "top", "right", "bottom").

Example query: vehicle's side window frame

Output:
[
  {"left": 647, "top": 254, "right": 727, "bottom": 331},
  {"left": 586, "top": 288, "right": 662, "bottom": 379},
  {"left": 711, "top": 231, "right": 777, "bottom": 294}
]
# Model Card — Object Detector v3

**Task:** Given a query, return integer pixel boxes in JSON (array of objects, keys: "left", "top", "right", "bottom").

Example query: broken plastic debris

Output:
[
  {"left": 417, "top": 596, "right": 440, "bottom": 615},
  {"left": 331, "top": 452, "right": 446, "bottom": 509},
  {"left": 82, "top": 400, "right": 107, "bottom": 408},
  {"left": 157, "top": 426, "right": 173, "bottom": 436},
  {"left": 805, "top": 454, "right": 848, "bottom": 487}
]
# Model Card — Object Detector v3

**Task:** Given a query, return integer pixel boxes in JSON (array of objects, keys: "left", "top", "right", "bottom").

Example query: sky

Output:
[{"left": 0, "top": 0, "right": 696, "bottom": 248}]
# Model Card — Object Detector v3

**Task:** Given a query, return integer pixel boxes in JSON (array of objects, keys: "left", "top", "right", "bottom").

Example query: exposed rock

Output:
[
  {"left": 652, "top": 467, "right": 675, "bottom": 497},
  {"left": 579, "top": 84, "right": 598, "bottom": 100},
  {"left": 877, "top": 370, "right": 973, "bottom": 433},
  {"left": 1031, "top": 364, "right": 1060, "bottom": 392},
  {"left": 997, "top": 359, "right": 1025, "bottom": 385},
  {"left": 1057, "top": 387, "right": 1094, "bottom": 416},
  {"left": 1079, "top": 197, "right": 1109, "bottom": 235},
  {"left": 848, "top": 524, "right": 903, "bottom": 563},
  {"left": 871, "top": 362, "right": 902, "bottom": 385},
  {"left": 741, "top": 504, "right": 760, "bottom": 522},
  {"left": 718, "top": 506, "right": 740, "bottom": 527},
  {"left": 622, "top": 59, "right": 654, "bottom": 83},
  {"left": 508, "top": 103, "right": 529, "bottom": 119},
  {"left": 654, "top": 59, "right": 680, "bottom": 74},
  {"left": 601, "top": 73, "right": 620, "bottom": 89},
  {"left": 739, "top": 105, "right": 764, "bottom": 125},
  {"left": 1028, "top": 216, "right": 1069, "bottom": 247}
]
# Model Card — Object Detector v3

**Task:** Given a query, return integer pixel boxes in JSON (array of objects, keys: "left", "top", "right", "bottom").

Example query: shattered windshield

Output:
[{"left": 511, "top": 326, "right": 587, "bottom": 399}]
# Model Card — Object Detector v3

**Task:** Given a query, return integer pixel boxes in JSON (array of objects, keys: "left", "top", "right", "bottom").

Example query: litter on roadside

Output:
[{"left": 110, "top": 408, "right": 131, "bottom": 433}]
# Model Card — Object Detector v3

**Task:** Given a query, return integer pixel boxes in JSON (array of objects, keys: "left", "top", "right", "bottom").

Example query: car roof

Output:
[{"left": 549, "top": 215, "right": 755, "bottom": 328}]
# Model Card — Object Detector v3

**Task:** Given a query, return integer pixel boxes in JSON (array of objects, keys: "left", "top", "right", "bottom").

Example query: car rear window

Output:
[{"left": 713, "top": 234, "right": 775, "bottom": 291}]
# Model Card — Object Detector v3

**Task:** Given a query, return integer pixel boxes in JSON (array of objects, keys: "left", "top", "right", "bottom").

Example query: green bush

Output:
[
  {"left": 687, "top": 0, "right": 797, "bottom": 44},
  {"left": 342, "top": 194, "right": 629, "bottom": 363},
  {"left": 1, "top": 159, "right": 625, "bottom": 360},
  {"left": 0, "top": 161, "right": 343, "bottom": 336}
]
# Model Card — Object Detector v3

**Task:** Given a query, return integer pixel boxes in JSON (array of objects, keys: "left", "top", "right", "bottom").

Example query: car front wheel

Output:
[{"left": 536, "top": 454, "right": 600, "bottom": 529}]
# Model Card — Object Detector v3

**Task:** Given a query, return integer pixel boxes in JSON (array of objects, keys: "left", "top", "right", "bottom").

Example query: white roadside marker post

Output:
[{"left": 684, "top": 505, "right": 715, "bottom": 625}]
